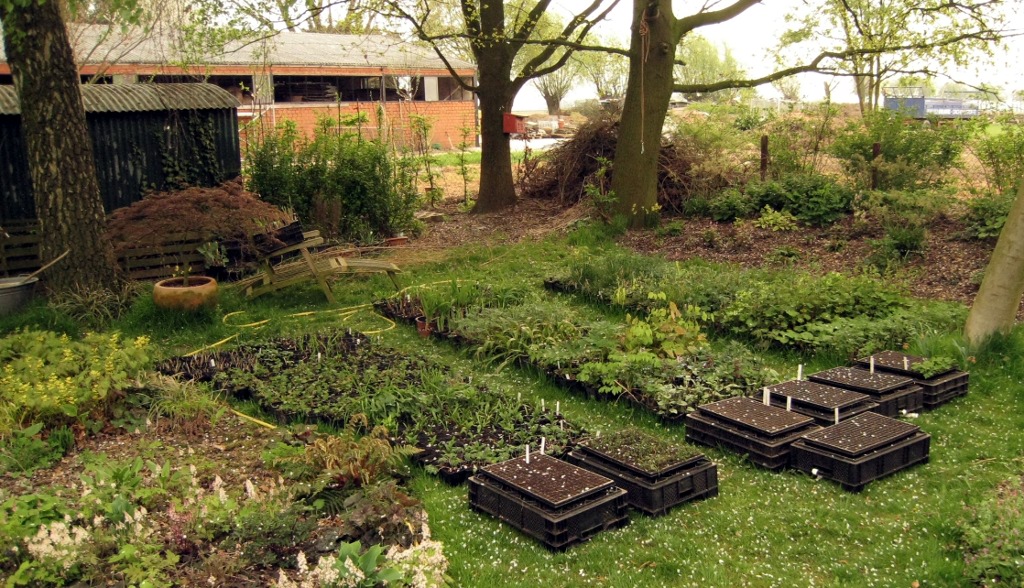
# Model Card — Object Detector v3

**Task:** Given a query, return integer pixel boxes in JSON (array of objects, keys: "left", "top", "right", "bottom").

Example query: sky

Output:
[{"left": 513, "top": 0, "right": 1024, "bottom": 112}]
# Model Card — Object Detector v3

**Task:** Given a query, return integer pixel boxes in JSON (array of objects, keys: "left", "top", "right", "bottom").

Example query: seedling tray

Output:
[
  {"left": 685, "top": 410, "right": 820, "bottom": 471},
  {"left": 479, "top": 455, "right": 613, "bottom": 510},
  {"left": 575, "top": 443, "right": 707, "bottom": 483},
  {"left": 800, "top": 412, "right": 920, "bottom": 457},
  {"left": 852, "top": 351, "right": 955, "bottom": 379},
  {"left": 764, "top": 380, "right": 878, "bottom": 426},
  {"left": 851, "top": 355, "right": 969, "bottom": 409},
  {"left": 696, "top": 397, "right": 817, "bottom": 437},
  {"left": 809, "top": 367, "right": 913, "bottom": 395},
  {"left": 468, "top": 475, "right": 629, "bottom": 551},
  {"left": 790, "top": 414, "right": 930, "bottom": 491},
  {"left": 566, "top": 451, "right": 718, "bottom": 517}
]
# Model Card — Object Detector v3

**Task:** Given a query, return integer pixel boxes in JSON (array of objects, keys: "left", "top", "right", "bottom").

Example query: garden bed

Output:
[
  {"left": 790, "top": 412, "right": 931, "bottom": 491},
  {"left": 469, "top": 455, "right": 629, "bottom": 550},
  {"left": 158, "top": 331, "right": 582, "bottom": 482},
  {"left": 685, "top": 397, "right": 821, "bottom": 470}
]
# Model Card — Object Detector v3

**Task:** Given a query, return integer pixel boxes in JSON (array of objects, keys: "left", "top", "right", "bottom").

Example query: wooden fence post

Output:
[
  {"left": 760, "top": 135, "right": 769, "bottom": 181},
  {"left": 871, "top": 141, "right": 881, "bottom": 190}
]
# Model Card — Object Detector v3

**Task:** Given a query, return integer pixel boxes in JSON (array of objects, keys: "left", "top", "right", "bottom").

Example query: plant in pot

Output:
[
  {"left": 152, "top": 262, "right": 219, "bottom": 311},
  {"left": 197, "top": 241, "right": 230, "bottom": 281}
]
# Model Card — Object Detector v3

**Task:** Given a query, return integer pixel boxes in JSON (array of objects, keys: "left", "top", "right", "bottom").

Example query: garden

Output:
[{"left": 2, "top": 105, "right": 1024, "bottom": 587}]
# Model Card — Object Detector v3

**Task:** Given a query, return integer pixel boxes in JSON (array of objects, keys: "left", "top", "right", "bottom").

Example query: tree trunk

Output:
[
  {"left": 1, "top": 0, "right": 118, "bottom": 293},
  {"left": 472, "top": 80, "right": 517, "bottom": 213},
  {"left": 964, "top": 181, "right": 1024, "bottom": 347},
  {"left": 543, "top": 94, "right": 561, "bottom": 116},
  {"left": 610, "top": 0, "right": 675, "bottom": 228}
]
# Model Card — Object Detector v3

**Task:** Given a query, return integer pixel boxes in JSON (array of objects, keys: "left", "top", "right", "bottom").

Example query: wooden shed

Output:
[{"left": 0, "top": 82, "right": 240, "bottom": 223}]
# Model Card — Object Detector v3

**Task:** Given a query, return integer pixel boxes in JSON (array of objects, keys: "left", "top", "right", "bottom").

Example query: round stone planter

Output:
[{"left": 152, "top": 276, "right": 218, "bottom": 311}]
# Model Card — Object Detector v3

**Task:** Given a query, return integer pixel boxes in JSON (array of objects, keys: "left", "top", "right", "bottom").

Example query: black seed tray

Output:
[
  {"left": 809, "top": 367, "right": 913, "bottom": 395},
  {"left": 764, "top": 380, "right": 878, "bottom": 426},
  {"left": 790, "top": 431, "right": 930, "bottom": 492},
  {"left": 866, "top": 384, "right": 924, "bottom": 417},
  {"left": 685, "top": 412, "right": 820, "bottom": 471},
  {"left": 566, "top": 451, "right": 718, "bottom": 517},
  {"left": 696, "top": 397, "right": 816, "bottom": 437},
  {"left": 468, "top": 475, "right": 629, "bottom": 551},
  {"left": 800, "top": 412, "right": 920, "bottom": 457},
  {"left": 852, "top": 351, "right": 955, "bottom": 379},
  {"left": 575, "top": 444, "right": 707, "bottom": 483},
  {"left": 479, "top": 455, "right": 612, "bottom": 510}
]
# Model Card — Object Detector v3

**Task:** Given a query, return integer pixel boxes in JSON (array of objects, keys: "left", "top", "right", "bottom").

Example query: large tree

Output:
[
  {"left": 381, "top": 0, "right": 619, "bottom": 212},
  {"left": 965, "top": 181, "right": 1024, "bottom": 347},
  {"left": 575, "top": 35, "right": 629, "bottom": 101},
  {"left": 609, "top": 0, "right": 1013, "bottom": 226},
  {"left": 534, "top": 57, "right": 580, "bottom": 115},
  {"left": 1, "top": 0, "right": 123, "bottom": 292},
  {"left": 674, "top": 34, "right": 743, "bottom": 103}
]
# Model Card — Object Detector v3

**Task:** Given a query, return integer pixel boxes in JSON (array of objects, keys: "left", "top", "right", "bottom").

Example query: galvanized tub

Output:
[{"left": 0, "top": 276, "right": 38, "bottom": 315}]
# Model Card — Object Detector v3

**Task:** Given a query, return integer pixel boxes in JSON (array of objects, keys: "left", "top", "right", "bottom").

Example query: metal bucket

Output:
[{"left": 0, "top": 276, "right": 39, "bottom": 316}]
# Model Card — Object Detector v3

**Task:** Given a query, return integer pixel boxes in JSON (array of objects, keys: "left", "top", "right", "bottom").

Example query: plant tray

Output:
[
  {"left": 695, "top": 397, "right": 816, "bottom": 437},
  {"left": 566, "top": 451, "right": 718, "bottom": 517},
  {"left": 574, "top": 443, "right": 707, "bottom": 483},
  {"left": 809, "top": 367, "right": 913, "bottom": 395},
  {"left": 764, "top": 380, "right": 878, "bottom": 426},
  {"left": 850, "top": 355, "right": 969, "bottom": 409},
  {"left": 790, "top": 415, "right": 930, "bottom": 491},
  {"left": 479, "top": 455, "right": 613, "bottom": 510},
  {"left": 800, "top": 412, "right": 920, "bottom": 457},
  {"left": 468, "top": 475, "right": 629, "bottom": 551},
  {"left": 685, "top": 410, "right": 820, "bottom": 471}
]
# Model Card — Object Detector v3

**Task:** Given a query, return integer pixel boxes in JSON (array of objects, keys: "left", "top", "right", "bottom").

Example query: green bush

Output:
[
  {"left": 959, "top": 476, "right": 1024, "bottom": 586},
  {"left": 831, "top": 110, "right": 971, "bottom": 190},
  {"left": 973, "top": 114, "right": 1024, "bottom": 196},
  {"left": 708, "top": 188, "right": 757, "bottom": 221},
  {"left": 868, "top": 220, "right": 927, "bottom": 269},
  {"left": 853, "top": 188, "right": 954, "bottom": 227},
  {"left": 746, "top": 174, "right": 853, "bottom": 227},
  {"left": 245, "top": 118, "right": 420, "bottom": 242},
  {"left": 964, "top": 189, "right": 1014, "bottom": 239}
]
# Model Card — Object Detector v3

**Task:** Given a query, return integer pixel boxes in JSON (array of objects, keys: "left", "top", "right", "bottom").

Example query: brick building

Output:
[{"left": 0, "top": 25, "right": 478, "bottom": 149}]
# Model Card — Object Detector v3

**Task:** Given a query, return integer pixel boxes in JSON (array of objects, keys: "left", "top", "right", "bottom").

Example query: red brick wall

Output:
[{"left": 242, "top": 100, "right": 477, "bottom": 151}]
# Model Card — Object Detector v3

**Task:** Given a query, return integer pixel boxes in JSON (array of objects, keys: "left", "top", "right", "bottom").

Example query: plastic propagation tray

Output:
[
  {"left": 685, "top": 397, "right": 821, "bottom": 470},
  {"left": 469, "top": 455, "right": 629, "bottom": 550},
  {"left": 808, "top": 367, "right": 924, "bottom": 416},
  {"left": 852, "top": 351, "right": 969, "bottom": 409},
  {"left": 790, "top": 412, "right": 931, "bottom": 491},
  {"left": 764, "top": 380, "right": 878, "bottom": 426}
]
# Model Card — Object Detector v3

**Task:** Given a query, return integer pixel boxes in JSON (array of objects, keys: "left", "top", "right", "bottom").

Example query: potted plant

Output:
[{"left": 153, "top": 263, "right": 218, "bottom": 311}]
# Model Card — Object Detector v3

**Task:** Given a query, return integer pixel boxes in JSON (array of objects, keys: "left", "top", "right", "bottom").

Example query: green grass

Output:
[{"left": 11, "top": 233, "right": 1023, "bottom": 587}]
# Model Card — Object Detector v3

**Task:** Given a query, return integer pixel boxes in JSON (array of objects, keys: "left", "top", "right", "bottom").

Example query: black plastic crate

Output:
[
  {"left": 468, "top": 475, "right": 629, "bottom": 551},
  {"left": 566, "top": 451, "right": 718, "bottom": 516},
  {"left": 685, "top": 411, "right": 819, "bottom": 471},
  {"left": 790, "top": 431, "right": 930, "bottom": 491},
  {"left": 764, "top": 380, "right": 878, "bottom": 426},
  {"left": 868, "top": 384, "right": 924, "bottom": 417},
  {"left": 851, "top": 353, "right": 969, "bottom": 410}
]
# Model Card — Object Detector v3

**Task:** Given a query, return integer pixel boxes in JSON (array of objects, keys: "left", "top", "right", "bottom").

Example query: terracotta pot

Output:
[
  {"left": 385, "top": 236, "right": 410, "bottom": 247},
  {"left": 415, "top": 316, "right": 433, "bottom": 338},
  {"left": 153, "top": 276, "right": 218, "bottom": 311}
]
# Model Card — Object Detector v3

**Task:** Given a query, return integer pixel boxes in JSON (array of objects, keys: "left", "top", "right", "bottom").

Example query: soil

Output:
[
  {"left": 809, "top": 367, "right": 914, "bottom": 393},
  {"left": 481, "top": 454, "right": 612, "bottom": 508}
]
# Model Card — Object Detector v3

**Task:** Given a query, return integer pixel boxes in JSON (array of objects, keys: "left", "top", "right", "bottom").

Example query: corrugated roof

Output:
[
  {"left": 0, "top": 25, "right": 475, "bottom": 72},
  {"left": 0, "top": 83, "right": 239, "bottom": 115}
]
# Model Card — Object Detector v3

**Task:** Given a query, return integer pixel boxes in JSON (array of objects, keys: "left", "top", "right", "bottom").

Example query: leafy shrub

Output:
[
  {"left": 867, "top": 220, "right": 927, "bottom": 269},
  {"left": 708, "top": 187, "right": 757, "bottom": 221},
  {"left": 0, "top": 330, "right": 152, "bottom": 435},
  {"left": 720, "top": 272, "right": 903, "bottom": 349},
  {"left": 973, "top": 114, "right": 1024, "bottom": 196},
  {"left": 0, "top": 423, "right": 72, "bottom": 475},
  {"left": 831, "top": 110, "right": 971, "bottom": 190},
  {"left": 753, "top": 206, "right": 799, "bottom": 231},
  {"left": 245, "top": 119, "right": 420, "bottom": 241},
  {"left": 959, "top": 476, "right": 1024, "bottom": 586},
  {"left": 746, "top": 173, "right": 853, "bottom": 227},
  {"left": 765, "top": 103, "right": 840, "bottom": 177},
  {"left": 964, "top": 189, "right": 1014, "bottom": 239},
  {"left": 852, "top": 188, "right": 954, "bottom": 227}
]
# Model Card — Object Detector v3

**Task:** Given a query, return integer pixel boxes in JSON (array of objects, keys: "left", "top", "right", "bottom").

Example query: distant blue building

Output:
[{"left": 883, "top": 87, "right": 982, "bottom": 119}]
